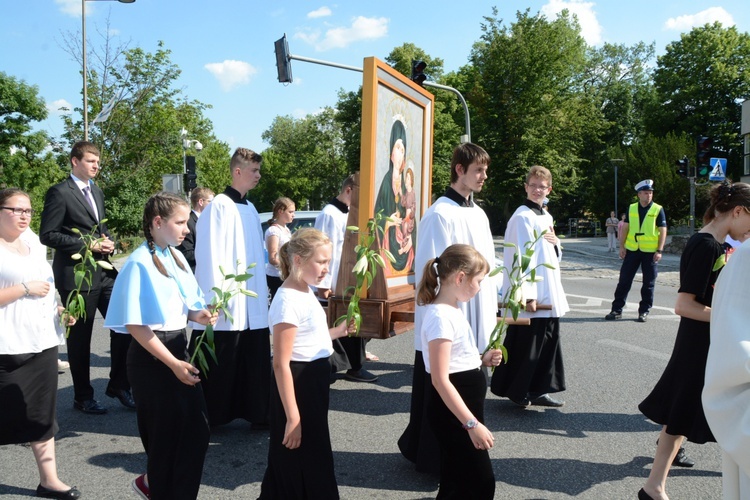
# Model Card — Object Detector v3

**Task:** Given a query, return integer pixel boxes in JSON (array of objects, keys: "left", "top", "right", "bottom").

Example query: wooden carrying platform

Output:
[{"left": 327, "top": 173, "right": 415, "bottom": 339}]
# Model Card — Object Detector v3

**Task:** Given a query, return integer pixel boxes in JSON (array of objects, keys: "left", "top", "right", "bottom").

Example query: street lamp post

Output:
[
  {"left": 609, "top": 159, "right": 625, "bottom": 216},
  {"left": 81, "top": 0, "right": 135, "bottom": 141}
]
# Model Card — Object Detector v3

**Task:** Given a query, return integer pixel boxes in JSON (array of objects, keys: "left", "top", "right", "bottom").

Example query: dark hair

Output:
[
  {"left": 230, "top": 147, "right": 262, "bottom": 172},
  {"left": 416, "top": 244, "right": 490, "bottom": 306},
  {"left": 450, "top": 143, "right": 490, "bottom": 184},
  {"left": 278, "top": 228, "right": 331, "bottom": 281},
  {"left": 142, "top": 192, "right": 190, "bottom": 277},
  {"left": 70, "top": 141, "right": 100, "bottom": 164},
  {"left": 0, "top": 187, "right": 29, "bottom": 206},
  {"left": 189, "top": 187, "right": 214, "bottom": 208},
  {"left": 270, "top": 197, "right": 295, "bottom": 225},
  {"left": 703, "top": 180, "right": 750, "bottom": 224}
]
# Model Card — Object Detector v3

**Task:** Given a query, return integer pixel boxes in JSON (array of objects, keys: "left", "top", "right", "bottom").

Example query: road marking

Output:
[
  {"left": 598, "top": 339, "right": 671, "bottom": 361},
  {"left": 566, "top": 294, "right": 677, "bottom": 316}
]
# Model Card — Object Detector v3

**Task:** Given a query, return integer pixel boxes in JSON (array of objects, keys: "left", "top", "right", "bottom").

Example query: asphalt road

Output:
[{"left": 0, "top": 238, "right": 723, "bottom": 499}]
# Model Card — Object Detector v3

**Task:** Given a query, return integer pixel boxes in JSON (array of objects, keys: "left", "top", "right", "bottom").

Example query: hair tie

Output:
[{"left": 433, "top": 257, "right": 441, "bottom": 276}]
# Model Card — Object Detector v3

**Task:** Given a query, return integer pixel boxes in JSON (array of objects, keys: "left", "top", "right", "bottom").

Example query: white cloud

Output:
[
  {"left": 308, "top": 6, "right": 332, "bottom": 19},
  {"left": 204, "top": 60, "right": 258, "bottom": 92},
  {"left": 540, "top": 0, "right": 603, "bottom": 46},
  {"left": 664, "top": 7, "right": 735, "bottom": 31},
  {"left": 55, "top": 0, "right": 81, "bottom": 17},
  {"left": 294, "top": 16, "right": 389, "bottom": 51},
  {"left": 47, "top": 99, "right": 73, "bottom": 116}
]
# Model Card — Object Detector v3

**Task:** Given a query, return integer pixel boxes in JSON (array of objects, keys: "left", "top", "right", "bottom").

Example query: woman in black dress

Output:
[{"left": 637, "top": 181, "right": 750, "bottom": 500}]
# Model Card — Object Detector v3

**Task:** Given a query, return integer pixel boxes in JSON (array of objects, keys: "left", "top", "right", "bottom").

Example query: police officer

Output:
[{"left": 605, "top": 179, "right": 667, "bottom": 322}]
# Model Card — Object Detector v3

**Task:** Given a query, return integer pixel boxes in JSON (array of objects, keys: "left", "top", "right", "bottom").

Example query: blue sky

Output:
[{"left": 1, "top": 1, "right": 747, "bottom": 155}]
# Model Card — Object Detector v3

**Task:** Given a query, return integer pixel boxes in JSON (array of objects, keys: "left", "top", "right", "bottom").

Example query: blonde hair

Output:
[
  {"left": 525, "top": 165, "right": 552, "bottom": 185},
  {"left": 416, "top": 244, "right": 489, "bottom": 306},
  {"left": 270, "top": 197, "right": 295, "bottom": 225},
  {"left": 278, "top": 227, "right": 331, "bottom": 280}
]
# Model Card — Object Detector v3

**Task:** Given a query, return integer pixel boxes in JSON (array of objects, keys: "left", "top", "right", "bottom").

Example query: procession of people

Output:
[{"left": 2, "top": 139, "right": 749, "bottom": 500}]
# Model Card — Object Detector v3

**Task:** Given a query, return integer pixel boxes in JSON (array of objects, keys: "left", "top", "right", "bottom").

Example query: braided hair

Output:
[{"left": 143, "top": 192, "right": 190, "bottom": 277}]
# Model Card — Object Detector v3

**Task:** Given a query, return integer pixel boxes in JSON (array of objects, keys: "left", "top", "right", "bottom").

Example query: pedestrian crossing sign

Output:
[{"left": 709, "top": 157, "right": 727, "bottom": 181}]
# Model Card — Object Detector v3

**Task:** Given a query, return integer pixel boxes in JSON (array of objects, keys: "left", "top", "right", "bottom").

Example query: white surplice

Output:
[
  {"left": 414, "top": 197, "right": 498, "bottom": 352},
  {"left": 314, "top": 203, "right": 348, "bottom": 292},
  {"left": 502, "top": 205, "right": 569, "bottom": 319},
  {"left": 192, "top": 193, "right": 268, "bottom": 331},
  {"left": 703, "top": 239, "right": 750, "bottom": 500}
]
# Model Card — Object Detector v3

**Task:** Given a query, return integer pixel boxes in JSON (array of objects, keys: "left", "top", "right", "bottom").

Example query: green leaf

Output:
[
  {"left": 382, "top": 249, "right": 396, "bottom": 263},
  {"left": 520, "top": 254, "right": 531, "bottom": 272},
  {"left": 233, "top": 273, "right": 252, "bottom": 281},
  {"left": 347, "top": 225, "right": 360, "bottom": 231},
  {"left": 489, "top": 266, "right": 505, "bottom": 277},
  {"left": 240, "top": 288, "right": 258, "bottom": 297},
  {"left": 71, "top": 228, "right": 81, "bottom": 234},
  {"left": 542, "top": 262, "right": 557, "bottom": 270},
  {"left": 712, "top": 254, "right": 726, "bottom": 271}
]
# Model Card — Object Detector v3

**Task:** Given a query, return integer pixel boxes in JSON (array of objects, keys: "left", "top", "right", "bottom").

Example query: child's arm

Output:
[
  {"left": 428, "top": 339, "right": 495, "bottom": 450},
  {"left": 126, "top": 325, "right": 201, "bottom": 386},
  {"left": 272, "top": 323, "right": 301, "bottom": 449}
]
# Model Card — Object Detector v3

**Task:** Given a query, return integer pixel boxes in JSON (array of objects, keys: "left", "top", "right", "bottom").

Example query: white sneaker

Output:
[{"left": 58, "top": 359, "right": 70, "bottom": 372}]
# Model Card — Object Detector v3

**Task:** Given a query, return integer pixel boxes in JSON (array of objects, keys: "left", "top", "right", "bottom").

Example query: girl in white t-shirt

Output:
[
  {"left": 260, "top": 228, "right": 352, "bottom": 499},
  {"left": 418, "top": 243, "right": 503, "bottom": 500},
  {"left": 264, "top": 197, "right": 295, "bottom": 301}
]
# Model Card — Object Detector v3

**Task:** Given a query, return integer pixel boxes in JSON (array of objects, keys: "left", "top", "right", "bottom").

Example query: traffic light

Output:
[
  {"left": 185, "top": 155, "right": 197, "bottom": 191},
  {"left": 274, "top": 34, "right": 293, "bottom": 83},
  {"left": 411, "top": 60, "right": 426, "bottom": 86},
  {"left": 696, "top": 136, "right": 712, "bottom": 178},
  {"left": 675, "top": 156, "right": 689, "bottom": 178}
]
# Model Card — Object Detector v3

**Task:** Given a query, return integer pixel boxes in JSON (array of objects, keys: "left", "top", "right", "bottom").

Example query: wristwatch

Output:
[
  {"left": 656, "top": 250, "right": 663, "bottom": 254},
  {"left": 462, "top": 418, "right": 479, "bottom": 430}
]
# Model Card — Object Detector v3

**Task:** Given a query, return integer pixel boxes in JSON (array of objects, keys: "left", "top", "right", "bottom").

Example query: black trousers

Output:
[
  {"left": 128, "top": 330, "right": 209, "bottom": 500},
  {"left": 611, "top": 249, "right": 658, "bottom": 315},
  {"left": 59, "top": 273, "right": 130, "bottom": 401},
  {"left": 428, "top": 368, "right": 495, "bottom": 500}
]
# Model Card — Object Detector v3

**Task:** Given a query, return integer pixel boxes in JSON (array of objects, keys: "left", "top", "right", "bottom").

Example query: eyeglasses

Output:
[
  {"left": 1, "top": 207, "right": 35, "bottom": 217},
  {"left": 527, "top": 183, "right": 550, "bottom": 191}
]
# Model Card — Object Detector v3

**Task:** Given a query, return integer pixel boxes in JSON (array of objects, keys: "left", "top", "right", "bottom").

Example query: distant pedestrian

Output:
[
  {"left": 0, "top": 188, "right": 80, "bottom": 500},
  {"left": 104, "top": 192, "right": 218, "bottom": 500},
  {"left": 265, "top": 197, "right": 295, "bottom": 302},
  {"left": 490, "top": 165, "right": 568, "bottom": 408},
  {"left": 617, "top": 212, "right": 626, "bottom": 239},
  {"left": 606, "top": 211, "right": 619, "bottom": 252},
  {"left": 604, "top": 180, "right": 667, "bottom": 322},
  {"left": 418, "top": 243, "right": 502, "bottom": 500},
  {"left": 638, "top": 181, "right": 750, "bottom": 500},
  {"left": 259, "top": 228, "right": 353, "bottom": 499},
  {"left": 177, "top": 187, "right": 214, "bottom": 272}
]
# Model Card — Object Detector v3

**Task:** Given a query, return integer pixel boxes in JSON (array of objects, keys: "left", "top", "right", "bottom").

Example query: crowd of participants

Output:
[{"left": 3, "top": 140, "right": 750, "bottom": 500}]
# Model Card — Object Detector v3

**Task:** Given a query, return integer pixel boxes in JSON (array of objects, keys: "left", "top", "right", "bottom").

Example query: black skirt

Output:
[
  {"left": 189, "top": 327, "right": 271, "bottom": 426},
  {"left": 639, "top": 317, "right": 715, "bottom": 444},
  {"left": 128, "top": 329, "right": 210, "bottom": 500},
  {"left": 428, "top": 367, "right": 495, "bottom": 500},
  {"left": 0, "top": 345, "right": 59, "bottom": 445},
  {"left": 260, "top": 357, "right": 339, "bottom": 499}
]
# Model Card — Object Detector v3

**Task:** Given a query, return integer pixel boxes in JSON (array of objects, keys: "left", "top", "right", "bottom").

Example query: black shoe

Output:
[
  {"left": 637, "top": 312, "right": 649, "bottom": 323},
  {"left": 605, "top": 311, "right": 621, "bottom": 320},
  {"left": 73, "top": 398, "right": 107, "bottom": 415},
  {"left": 344, "top": 369, "right": 378, "bottom": 383},
  {"left": 36, "top": 484, "right": 81, "bottom": 499},
  {"left": 530, "top": 394, "right": 565, "bottom": 407},
  {"left": 105, "top": 387, "right": 136, "bottom": 409},
  {"left": 638, "top": 488, "right": 653, "bottom": 500},
  {"left": 673, "top": 446, "right": 695, "bottom": 467},
  {"left": 509, "top": 396, "right": 530, "bottom": 407}
]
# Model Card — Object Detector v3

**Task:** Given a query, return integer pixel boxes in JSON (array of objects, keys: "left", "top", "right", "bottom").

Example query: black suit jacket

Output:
[
  {"left": 176, "top": 210, "right": 198, "bottom": 271},
  {"left": 40, "top": 176, "right": 117, "bottom": 291}
]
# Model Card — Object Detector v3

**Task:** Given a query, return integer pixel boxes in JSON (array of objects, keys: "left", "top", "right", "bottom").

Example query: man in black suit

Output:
[
  {"left": 40, "top": 141, "right": 133, "bottom": 414},
  {"left": 176, "top": 186, "right": 213, "bottom": 272}
]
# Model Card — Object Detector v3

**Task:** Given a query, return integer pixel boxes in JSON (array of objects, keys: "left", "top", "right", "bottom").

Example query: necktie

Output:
[{"left": 83, "top": 186, "right": 98, "bottom": 220}]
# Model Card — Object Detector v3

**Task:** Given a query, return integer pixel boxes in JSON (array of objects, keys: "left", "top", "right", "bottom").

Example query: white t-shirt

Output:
[
  {"left": 269, "top": 286, "right": 333, "bottom": 362},
  {"left": 264, "top": 224, "right": 292, "bottom": 278},
  {"left": 0, "top": 229, "right": 63, "bottom": 354},
  {"left": 421, "top": 303, "right": 482, "bottom": 374}
]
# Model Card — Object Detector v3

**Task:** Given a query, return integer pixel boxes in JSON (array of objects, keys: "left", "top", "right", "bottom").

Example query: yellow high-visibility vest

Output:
[{"left": 624, "top": 202, "right": 662, "bottom": 252}]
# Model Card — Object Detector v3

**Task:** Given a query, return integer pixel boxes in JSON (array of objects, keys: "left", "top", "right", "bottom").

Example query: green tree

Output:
[
  {"left": 461, "top": 8, "right": 601, "bottom": 230},
  {"left": 58, "top": 39, "right": 228, "bottom": 235},
  {"left": 646, "top": 22, "right": 750, "bottom": 180},
  {"left": 0, "top": 72, "right": 65, "bottom": 231}
]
